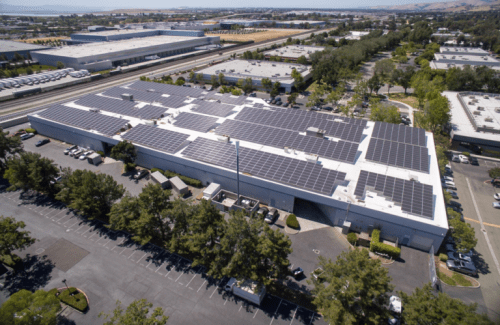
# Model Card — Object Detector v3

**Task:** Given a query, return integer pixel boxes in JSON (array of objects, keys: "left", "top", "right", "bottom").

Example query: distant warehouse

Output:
[
  {"left": 263, "top": 45, "right": 325, "bottom": 62},
  {"left": 31, "top": 33, "right": 220, "bottom": 72},
  {"left": 430, "top": 47, "right": 500, "bottom": 71},
  {"left": 64, "top": 29, "right": 206, "bottom": 45},
  {"left": 0, "top": 40, "right": 48, "bottom": 60}
]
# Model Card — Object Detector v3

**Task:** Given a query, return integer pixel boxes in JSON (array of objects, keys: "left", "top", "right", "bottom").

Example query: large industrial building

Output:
[
  {"left": 31, "top": 33, "right": 220, "bottom": 71},
  {"left": 443, "top": 91, "right": 500, "bottom": 148},
  {"left": 28, "top": 81, "right": 448, "bottom": 252},
  {"left": 64, "top": 29, "right": 206, "bottom": 45},
  {"left": 0, "top": 40, "right": 48, "bottom": 60},
  {"left": 430, "top": 47, "right": 500, "bottom": 71},
  {"left": 263, "top": 45, "right": 325, "bottom": 61},
  {"left": 219, "top": 19, "right": 324, "bottom": 29},
  {"left": 195, "top": 60, "right": 312, "bottom": 92}
]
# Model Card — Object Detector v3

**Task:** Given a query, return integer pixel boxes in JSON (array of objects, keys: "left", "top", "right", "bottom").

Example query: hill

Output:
[{"left": 371, "top": 0, "right": 500, "bottom": 11}]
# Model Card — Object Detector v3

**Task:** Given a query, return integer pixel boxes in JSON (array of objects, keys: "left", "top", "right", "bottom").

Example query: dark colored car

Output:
[
  {"left": 134, "top": 169, "right": 149, "bottom": 180},
  {"left": 448, "top": 200, "right": 462, "bottom": 210},
  {"left": 460, "top": 142, "right": 482, "bottom": 154},
  {"left": 446, "top": 260, "right": 477, "bottom": 276},
  {"left": 35, "top": 139, "right": 50, "bottom": 147},
  {"left": 291, "top": 267, "right": 304, "bottom": 279},
  {"left": 264, "top": 208, "right": 279, "bottom": 224},
  {"left": 469, "top": 157, "right": 479, "bottom": 165}
]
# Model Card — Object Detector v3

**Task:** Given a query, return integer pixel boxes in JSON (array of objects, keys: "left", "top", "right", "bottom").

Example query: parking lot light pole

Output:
[
  {"left": 62, "top": 279, "right": 69, "bottom": 291},
  {"left": 235, "top": 141, "right": 240, "bottom": 203}
]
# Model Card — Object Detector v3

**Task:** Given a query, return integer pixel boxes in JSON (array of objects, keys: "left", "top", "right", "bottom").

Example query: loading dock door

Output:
[{"left": 410, "top": 235, "right": 433, "bottom": 251}]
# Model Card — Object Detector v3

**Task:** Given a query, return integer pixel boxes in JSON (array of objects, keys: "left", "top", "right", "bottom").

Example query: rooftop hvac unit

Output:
[
  {"left": 305, "top": 154, "right": 318, "bottom": 162},
  {"left": 478, "top": 106, "right": 485, "bottom": 111},
  {"left": 485, "top": 117, "right": 494, "bottom": 122},
  {"left": 217, "top": 135, "right": 229, "bottom": 142},
  {"left": 473, "top": 111, "right": 481, "bottom": 115},
  {"left": 484, "top": 95, "right": 490, "bottom": 99},
  {"left": 495, "top": 107, "right": 500, "bottom": 113},
  {"left": 272, "top": 64, "right": 276, "bottom": 67},
  {"left": 89, "top": 108, "right": 100, "bottom": 113},
  {"left": 469, "top": 95, "right": 475, "bottom": 99},
  {"left": 146, "top": 89, "right": 155, "bottom": 92},
  {"left": 121, "top": 93, "right": 133, "bottom": 101},
  {"left": 468, "top": 102, "right": 475, "bottom": 105}
]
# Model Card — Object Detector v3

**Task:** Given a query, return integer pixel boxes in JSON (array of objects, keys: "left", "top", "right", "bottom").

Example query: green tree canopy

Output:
[
  {"left": 310, "top": 249, "right": 394, "bottom": 325},
  {"left": 489, "top": 167, "right": 500, "bottom": 179},
  {"left": 392, "top": 66, "right": 415, "bottom": 94},
  {"left": 56, "top": 61, "right": 64, "bottom": 69},
  {"left": 296, "top": 55, "right": 308, "bottom": 65},
  {"left": 0, "top": 289, "right": 61, "bottom": 325},
  {"left": 370, "top": 101, "right": 401, "bottom": 124},
  {"left": 367, "top": 73, "right": 383, "bottom": 95},
  {"left": 110, "top": 140, "right": 137, "bottom": 171},
  {"left": 0, "top": 216, "right": 36, "bottom": 258},
  {"left": 0, "top": 127, "right": 23, "bottom": 173},
  {"left": 291, "top": 68, "right": 305, "bottom": 92},
  {"left": 400, "top": 283, "right": 492, "bottom": 325},
  {"left": 449, "top": 217, "right": 478, "bottom": 253},
  {"left": 374, "top": 58, "right": 396, "bottom": 81},
  {"left": 287, "top": 92, "right": 298, "bottom": 105},
  {"left": 4, "top": 152, "right": 59, "bottom": 195},
  {"left": 261, "top": 78, "right": 273, "bottom": 92},
  {"left": 99, "top": 299, "right": 169, "bottom": 325},
  {"left": 56, "top": 169, "right": 125, "bottom": 221}
]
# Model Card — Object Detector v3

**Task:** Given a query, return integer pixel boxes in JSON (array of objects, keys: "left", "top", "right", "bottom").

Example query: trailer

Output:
[
  {"left": 224, "top": 278, "right": 266, "bottom": 305},
  {"left": 203, "top": 183, "right": 220, "bottom": 200}
]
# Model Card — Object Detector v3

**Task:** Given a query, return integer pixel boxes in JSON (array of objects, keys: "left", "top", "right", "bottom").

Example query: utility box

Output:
[
  {"left": 169, "top": 176, "right": 188, "bottom": 196},
  {"left": 342, "top": 221, "right": 351, "bottom": 235},
  {"left": 306, "top": 126, "right": 325, "bottom": 138},
  {"left": 203, "top": 183, "right": 220, "bottom": 200},
  {"left": 121, "top": 93, "right": 133, "bottom": 101},
  {"left": 86, "top": 153, "right": 102, "bottom": 166},
  {"left": 151, "top": 171, "right": 169, "bottom": 189}
]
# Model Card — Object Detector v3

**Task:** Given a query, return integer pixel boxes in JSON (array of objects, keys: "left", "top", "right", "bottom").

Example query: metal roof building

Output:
[
  {"left": 263, "top": 45, "right": 325, "bottom": 61},
  {"left": 0, "top": 40, "right": 48, "bottom": 60},
  {"left": 430, "top": 50, "right": 500, "bottom": 71},
  {"left": 27, "top": 81, "right": 447, "bottom": 252}
]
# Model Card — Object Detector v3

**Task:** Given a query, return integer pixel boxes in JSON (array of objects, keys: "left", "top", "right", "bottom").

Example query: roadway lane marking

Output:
[
  {"left": 464, "top": 217, "right": 500, "bottom": 229},
  {"left": 270, "top": 299, "right": 283, "bottom": 325},
  {"left": 466, "top": 177, "right": 500, "bottom": 276}
]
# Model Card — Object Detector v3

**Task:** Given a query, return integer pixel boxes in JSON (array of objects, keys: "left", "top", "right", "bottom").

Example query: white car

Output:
[
  {"left": 493, "top": 202, "right": 500, "bottom": 209},
  {"left": 494, "top": 193, "right": 500, "bottom": 200},
  {"left": 79, "top": 150, "right": 93, "bottom": 160},
  {"left": 451, "top": 155, "right": 460, "bottom": 163},
  {"left": 389, "top": 295, "right": 402, "bottom": 314},
  {"left": 442, "top": 180, "right": 456, "bottom": 187},
  {"left": 442, "top": 176, "right": 454, "bottom": 182},
  {"left": 459, "top": 155, "right": 469, "bottom": 163}
]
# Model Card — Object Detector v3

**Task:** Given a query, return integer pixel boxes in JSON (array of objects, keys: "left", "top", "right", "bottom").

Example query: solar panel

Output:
[
  {"left": 205, "top": 92, "right": 247, "bottom": 105},
  {"left": 182, "top": 137, "right": 346, "bottom": 195},
  {"left": 173, "top": 112, "right": 218, "bottom": 133},
  {"left": 75, "top": 94, "right": 168, "bottom": 120},
  {"left": 234, "top": 107, "right": 365, "bottom": 143},
  {"left": 128, "top": 80, "right": 206, "bottom": 98},
  {"left": 36, "top": 104, "right": 129, "bottom": 136},
  {"left": 365, "top": 138, "right": 429, "bottom": 173},
  {"left": 122, "top": 124, "right": 189, "bottom": 153},
  {"left": 215, "top": 119, "right": 358, "bottom": 164},
  {"left": 4, "top": 106, "right": 49, "bottom": 122},
  {"left": 190, "top": 100, "right": 236, "bottom": 117},
  {"left": 372, "top": 122, "right": 426, "bottom": 147},
  {"left": 354, "top": 170, "right": 434, "bottom": 219},
  {"left": 102, "top": 87, "right": 188, "bottom": 108}
]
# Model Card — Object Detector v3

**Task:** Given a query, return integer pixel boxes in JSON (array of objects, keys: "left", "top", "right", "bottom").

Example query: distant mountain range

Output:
[
  {"left": 0, "top": 3, "right": 108, "bottom": 14},
  {"left": 371, "top": 0, "right": 500, "bottom": 11}
]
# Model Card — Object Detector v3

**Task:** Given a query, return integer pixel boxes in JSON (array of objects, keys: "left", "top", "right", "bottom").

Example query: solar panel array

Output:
[
  {"left": 235, "top": 107, "right": 365, "bottom": 143},
  {"left": 354, "top": 170, "right": 433, "bottom": 218},
  {"left": 75, "top": 94, "right": 167, "bottom": 120},
  {"left": 173, "top": 112, "right": 219, "bottom": 132},
  {"left": 365, "top": 138, "right": 429, "bottom": 172},
  {"left": 372, "top": 122, "right": 426, "bottom": 147},
  {"left": 2, "top": 106, "right": 48, "bottom": 122},
  {"left": 36, "top": 105, "right": 129, "bottom": 136},
  {"left": 122, "top": 124, "right": 189, "bottom": 153},
  {"left": 205, "top": 93, "right": 247, "bottom": 105},
  {"left": 128, "top": 80, "right": 206, "bottom": 97},
  {"left": 190, "top": 100, "right": 236, "bottom": 117},
  {"left": 183, "top": 137, "right": 346, "bottom": 195},
  {"left": 216, "top": 119, "right": 358, "bottom": 163},
  {"left": 103, "top": 87, "right": 188, "bottom": 108}
]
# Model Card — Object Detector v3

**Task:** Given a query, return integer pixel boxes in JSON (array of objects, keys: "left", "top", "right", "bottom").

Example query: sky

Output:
[{"left": 4, "top": 0, "right": 455, "bottom": 10}]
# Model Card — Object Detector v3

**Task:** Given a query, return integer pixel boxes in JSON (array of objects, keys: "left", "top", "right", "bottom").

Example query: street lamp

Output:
[{"left": 62, "top": 279, "right": 69, "bottom": 291}]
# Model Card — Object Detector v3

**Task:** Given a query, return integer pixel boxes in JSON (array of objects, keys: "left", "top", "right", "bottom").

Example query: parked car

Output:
[
  {"left": 69, "top": 148, "right": 79, "bottom": 157},
  {"left": 442, "top": 183, "right": 457, "bottom": 190},
  {"left": 73, "top": 150, "right": 85, "bottom": 158},
  {"left": 459, "top": 155, "right": 469, "bottom": 163},
  {"left": 71, "top": 149, "right": 83, "bottom": 157},
  {"left": 451, "top": 155, "right": 460, "bottom": 163},
  {"left": 35, "top": 139, "right": 50, "bottom": 147},
  {"left": 446, "top": 189, "right": 459, "bottom": 199},
  {"left": 446, "top": 260, "right": 477, "bottom": 276},
  {"left": 446, "top": 244, "right": 473, "bottom": 258},
  {"left": 64, "top": 145, "right": 77, "bottom": 155},
  {"left": 460, "top": 142, "right": 482, "bottom": 154},
  {"left": 134, "top": 169, "right": 149, "bottom": 180},
  {"left": 79, "top": 150, "right": 93, "bottom": 160},
  {"left": 310, "top": 106, "right": 321, "bottom": 111},
  {"left": 291, "top": 267, "right": 304, "bottom": 279},
  {"left": 493, "top": 202, "right": 500, "bottom": 209},
  {"left": 20, "top": 133, "right": 34, "bottom": 140},
  {"left": 469, "top": 157, "right": 479, "bottom": 165},
  {"left": 257, "top": 206, "right": 269, "bottom": 218},
  {"left": 442, "top": 176, "right": 454, "bottom": 182},
  {"left": 442, "top": 180, "right": 456, "bottom": 187},
  {"left": 448, "top": 200, "right": 462, "bottom": 210},
  {"left": 282, "top": 102, "right": 289, "bottom": 107},
  {"left": 264, "top": 208, "right": 279, "bottom": 224},
  {"left": 447, "top": 205, "right": 462, "bottom": 214},
  {"left": 494, "top": 193, "right": 500, "bottom": 200},
  {"left": 447, "top": 251, "right": 472, "bottom": 263},
  {"left": 249, "top": 93, "right": 257, "bottom": 97},
  {"left": 11, "top": 130, "right": 26, "bottom": 137}
]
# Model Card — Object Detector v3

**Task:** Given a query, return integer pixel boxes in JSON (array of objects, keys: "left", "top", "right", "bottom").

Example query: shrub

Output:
[
  {"left": 124, "top": 162, "right": 136, "bottom": 172},
  {"left": 162, "top": 170, "right": 203, "bottom": 187},
  {"left": 439, "top": 253, "right": 448, "bottom": 262},
  {"left": 151, "top": 168, "right": 163, "bottom": 174},
  {"left": 370, "top": 229, "right": 401, "bottom": 259},
  {"left": 451, "top": 273, "right": 472, "bottom": 286},
  {"left": 0, "top": 254, "right": 23, "bottom": 270},
  {"left": 58, "top": 287, "right": 88, "bottom": 312},
  {"left": 461, "top": 151, "right": 470, "bottom": 157},
  {"left": 347, "top": 232, "right": 358, "bottom": 245},
  {"left": 437, "top": 271, "right": 455, "bottom": 285},
  {"left": 489, "top": 167, "right": 500, "bottom": 179},
  {"left": 96, "top": 151, "right": 105, "bottom": 156},
  {"left": 25, "top": 128, "right": 36, "bottom": 134},
  {"left": 286, "top": 214, "right": 300, "bottom": 229}
]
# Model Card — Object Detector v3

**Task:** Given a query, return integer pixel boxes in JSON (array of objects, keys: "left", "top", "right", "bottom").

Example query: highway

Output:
[{"left": 0, "top": 29, "right": 318, "bottom": 117}]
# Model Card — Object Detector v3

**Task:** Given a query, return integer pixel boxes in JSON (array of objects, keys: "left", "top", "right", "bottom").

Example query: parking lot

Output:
[
  {"left": 443, "top": 156, "right": 500, "bottom": 322},
  {"left": 0, "top": 185, "right": 328, "bottom": 325}
]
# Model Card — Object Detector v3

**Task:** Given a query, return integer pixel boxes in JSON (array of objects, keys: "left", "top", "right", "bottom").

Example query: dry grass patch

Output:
[
  {"left": 23, "top": 37, "right": 67, "bottom": 43},
  {"left": 207, "top": 29, "right": 304, "bottom": 43},
  {"left": 388, "top": 93, "right": 419, "bottom": 109}
]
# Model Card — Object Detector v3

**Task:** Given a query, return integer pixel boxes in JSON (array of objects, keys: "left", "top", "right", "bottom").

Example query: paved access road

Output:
[{"left": 0, "top": 185, "right": 327, "bottom": 325}]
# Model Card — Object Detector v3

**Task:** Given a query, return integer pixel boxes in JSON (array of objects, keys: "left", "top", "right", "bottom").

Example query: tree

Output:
[
  {"left": 210, "top": 210, "right": 292, "bottom": 286},
  {"left": 0, "top": 127, "right": 23, "bottom": 173},
  {"left": 310, "top": 249, "right": 394, "bottom": 325},
  {"left": 291, "top": 68, "right": 305, "bottom": 92},
  {"left": 0, "top": 216, "right": 36, "bottom": 259},
  {"left": 218, "top": 73, "right": 225, "bottom": 86},
  {"left": 231, "top": 88, "right": 242, "bottom": 96},
  {"left": 238, "top": 77, "right": 254, "bottom": 94},
  {"left": 174, "top": 78, "right": 185, "bottom": 86},
  {"left": 287, "top": 92, "right": 298, "bottom": 105},
  {"left": 449, "top": 217, "right": 478, "bottom": 253},
  {"left": 261, "top": 78, "right": 273, "bottom": 92},
  {"left": 270, "top": 81, "right": 281, "bottom": 98},
  {"left": 392, "top": 66, "right": 415, "bottom": 94},
  {"left": 188, "top": 71, "right": 195, "bottom": 81},
  {"left": 99, "top": 299, "right": 168, "bottom": 325},
  {"left": 0, "top": 289, "right": 61, "bottom": 325},
  {"left": 296, "top": 55, "right": 308, "bottom": 65},
  {"left": 374, "top": 59, "right": 396, "bottom": 80},
  {"left": 56, "top": 169, "right": 125, "bottom": 221},
  {"left": 489, "top": 167, "right": 500, "bottom": 179},
  {"left": 110, "top": 141, "right": 137, "bottom": 172},
  {"left": 370, "top": 102, "right": 401, "bottom": 124},
  {"left": 306, "top": 83, "right": 328, "bottom": 107},
  {"left": 4, "top": 152, "right": 59, "bottom": 195},
  {"left": 56, "top": 61, "right": 64, "bottom": 69},
  {"left": 400, "top": 283, "right": 492, "bottom": 325},
  {"left": 26, "top": 67, "right": 33, "bottom": 75},
  {"left": 210, "top": 75, "right": 219, "bottom": 88},
  {"left": 367, "top": 73, "right": 383, "bottom": 95},
  {"left": 195, "top": 73, "right": 204, "bottom": 84}
]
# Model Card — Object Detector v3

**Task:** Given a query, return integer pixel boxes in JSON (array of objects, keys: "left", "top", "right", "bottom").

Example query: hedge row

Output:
[
  {"left": 370, "top": 229, "right": 401, "bottom": 259},
  {"left": 25, "top": 128, "right": 36, "bottom": 134},
  {"left": 57, "top": 287, "right": 88, "bottom": 312},
  {"left": 153, "top": 168, "right": 203, "bottom": 188},
  {"left": 286, "top": 214, "right": 300, "bottom": 229},
  {"left": 347, "top": 232, "right": 358, "bottom": 245}
]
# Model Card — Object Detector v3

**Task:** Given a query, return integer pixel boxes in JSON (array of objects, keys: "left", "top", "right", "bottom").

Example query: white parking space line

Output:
[
  {"left": 111, "top": 237, "right": 127, "bottom": 251},
  {"left": 209, "top": 285, "right": 218, "bottom": 298},
  {"left": 62, "top": 216, "right": 75, "bottom": 225},
  {"left": 99, "top": 238, "right": 112, "bottom": 247},
  {"left": 128, "top": 250, "right": 138, "bottom": 260},
  {"left": 119, "top": 247, "right": 128, "bottom": 255},
  {"left": 81, "top": 226, "right": 94, "bottom": 237},
  {"left": 185, "top": 274, "right": 197, "bottom": 288},
  {"left": 467, "top": 178, "right": 500, "bottom": 276},
  {"left": 136, "top": 253, "right": 147, "bottom": 264},
  {"left": 88, "top": 232, "right": 99, "bottom": 241},
  {"left": 56, "top": 213, "right": 70, "bottom": 223},
  {"left": 253, "top": 309, "right": 259, "bottom": 319},
  {"left": 66, "top": 220, "right": 80, "bottom": 229},
  {"left": 269, "top": 299, "right": 283, "bottom": 325},
  {"left": 197, "top": 280, "right": 207, "bottom": 292},
  {"left": 40, "top": 205, "right": 54, "bottom": 215},
  {"left": 290, "top": 307, "right": 299, "bottom": 325},
  {"left": 74, "top": 224, "right": 86, "bottom": 234},
  {"left": 166, "top": 258, "right": 182, "bottom": 279},
  {"left": 155, "top": 255, "right": 173, "bottom": 273},
  {"left": 223, "top": 297, "right": 229, "bottom": 305}
]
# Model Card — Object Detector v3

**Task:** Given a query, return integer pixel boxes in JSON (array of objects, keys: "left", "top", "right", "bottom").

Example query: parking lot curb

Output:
[{"left": 284, "top": 225, "right": 299, "bottom": 235}]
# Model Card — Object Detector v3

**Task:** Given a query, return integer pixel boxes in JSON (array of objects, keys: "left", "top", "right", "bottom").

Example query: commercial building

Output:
[
  {"left": 430, "top": 47, "right": 500, "bottom": 70},
  {"left": 195, "top": 60, "right": 312, "bottom": 92},
  {"left": 219, "top": 19, "right": 324, "bottom": 29},
  {"left": 0, "top": 40, "right": 48, "bottom": 60},
  {"left": 28, "top": 81, "right": 447, "bottom": 252},
  {"left": 263, "top": 45, "right": 325, "bottom": 61},
  {"left": 121, "top": 21, "right": 220, "bottom": 31},
  {"left": 220, "top": 19, "right": 272, "bottom": 28},
  {"left": 31, "top": 34, "right": 220, "bottom": 71},
  {"left": 65, "top": 29, "right": 205, "bottom": 45},
  {"left": 275, "top": 20, "right": 326, "bottom": 28},
  {"left": 443, "top": 91, "right": 500, "bottom": 148}
]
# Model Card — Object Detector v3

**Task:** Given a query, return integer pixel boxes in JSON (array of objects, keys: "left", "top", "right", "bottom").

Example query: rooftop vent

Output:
[
  {"left": 477, "top": 106, "right": 485, "bottom": 111},
  {"left": 484, "top": 95, "right": 490, "bottom": 99},
  {"left": 121, "top": 93, "right": 133, "bottom": 101},
  {"left": 494, "top": 107, "right": 500, "bottom": 113},
  {"left": 485, "top": 117, "right": 494, "bottom": 122},
  {"left": 473, "top": 111, "right": 481, "bottom": 115}
]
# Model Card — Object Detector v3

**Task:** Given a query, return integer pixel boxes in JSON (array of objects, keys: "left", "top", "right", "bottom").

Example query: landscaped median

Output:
[
  {"left": 49, "top": 287, "right": 89, "bottom": 313},
  {"left": 435, "top": 256, "right": 480, "bottom": 288},
  {"left": 369, "top": 229, "right": 401, "bottom": 259}
]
